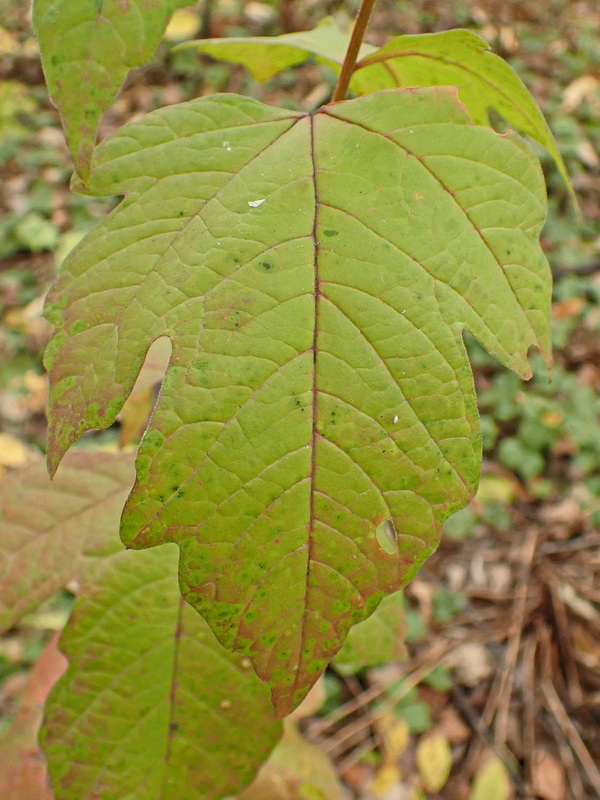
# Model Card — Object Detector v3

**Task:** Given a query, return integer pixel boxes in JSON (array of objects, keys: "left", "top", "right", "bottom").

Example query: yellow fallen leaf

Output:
[
  {"left": 164, "top": 10, "right": 200, "bottom": 41},
  {"left": 382, "top": 718, "right": 410, "bottom": 762},
  {"left": 370, "top": 764, "right": 401, "bottom": 797},
  {"left": 531, "top": 748, "right": 566, "bottom": 800},
  {"left": 561, "top": 75, "right": 600, "bottom": 113},
  {"left": 0, "top": 433, "right": 32, "bottom": 468},
  {"left": 0, "top": 26, "right": 38, "bottom": 57},
  {"left": 416, "top": 731, "right": 452, "bottom": 792},
  {"left": 470, "top": 756, "right": 513, "bottom": 800}
]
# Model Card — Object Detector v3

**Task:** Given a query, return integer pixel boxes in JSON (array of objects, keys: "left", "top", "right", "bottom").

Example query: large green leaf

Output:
[
  {"left": 185, "top": 22, "right": 569, "bottom": 195},
  {"left": 44, "top": 88, "right": 551, "bottom": 715},
  {"left": 43, "top": 545, "right": 281, "bottom": 800},
  {"left": 32, "top": 0, "right": 192, "bottom": 180},
  {"left": 0, "top": 453, "right": 281, "bottom": 799}
]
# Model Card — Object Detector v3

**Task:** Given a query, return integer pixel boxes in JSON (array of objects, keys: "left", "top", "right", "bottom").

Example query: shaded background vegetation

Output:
[{"left": 0, "top": 1, "right": 599, "bottom": 798}]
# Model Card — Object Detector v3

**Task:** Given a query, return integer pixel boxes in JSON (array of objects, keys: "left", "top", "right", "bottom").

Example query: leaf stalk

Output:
[{"left": 332, "top": 0, "right": 377, "bottom": 102}]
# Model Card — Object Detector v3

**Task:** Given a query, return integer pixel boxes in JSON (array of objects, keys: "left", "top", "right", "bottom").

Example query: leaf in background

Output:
[
  {"left": 32, "top": 0, "right": 192, "bottom": 180},
  {"left": 129, "top": 336, "right": 173, "bottom": 394},
  {"left": 0, "top": 452, "right": 133, "bottom": 631},
  {"left": 119, "top": 336, "right": 171, "bottom": 446},
  {"left": 119, "top": 385, "right": 156, "bottom": 446},
  {"left": 238, "top": 719, "right": 344, "bottom": 800},
  {"left": 416, "top": 730, "right": 453, "bottom": 792},
  {"left": 352, "top": 30, "right": 573, "bottom": 202},
  {"left": 45, "top": 88, "right": 551, "bottom": 714},
  {"left": 0, "top": 432, "right": 34, "bottom": 469},
  {"left": 469, "top": 756, "right": 513, "bottom": 800},
  {"left": 0, "top": 635, "right": 66, "bottom": 800},
  {"left": 0, "top": 451, "right": 282, "bottom": 800},
  {"left": 43, "top": 545, "right": 281, "bottom": 800},
  {"left": 179, "top": 17, "right": 374, "bottom": 82},
  {"left": 334, "top": 590, "right": 408, "bottom": 673},
  {"left": 164, "top": 8, "right": 200, "bottom": 42}
]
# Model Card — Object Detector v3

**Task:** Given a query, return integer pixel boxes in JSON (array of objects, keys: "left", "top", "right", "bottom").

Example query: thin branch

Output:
[
  {"left": 200, "top": 0, "right": 216, "bottom": 39},
  {"left": 332, "top": 0, "right": 377, "bottom": 102}
]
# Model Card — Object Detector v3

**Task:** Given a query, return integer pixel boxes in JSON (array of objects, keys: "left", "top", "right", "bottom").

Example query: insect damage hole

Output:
[
  {"left": 375, "top": 519, "right": 398, "bottom": 555},
  {"left": 117, "top": 336, "right": 172, "bottom": 447}
]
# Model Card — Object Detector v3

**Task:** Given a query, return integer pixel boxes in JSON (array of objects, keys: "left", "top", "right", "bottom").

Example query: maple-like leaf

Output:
[
  {"left": 0, "top": 453, "right": 281, "bottom": 799},
  {"left": 44, "top": 88, "right": 551, "bottom": 714},
  {"left": 32, "top": 0, "right": 192, "bottom": 179}
]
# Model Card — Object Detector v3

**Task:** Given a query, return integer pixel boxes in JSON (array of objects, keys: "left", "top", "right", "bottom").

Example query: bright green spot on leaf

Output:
[{"left": 44, "top": 88, "right": 551, "bottom": 715}]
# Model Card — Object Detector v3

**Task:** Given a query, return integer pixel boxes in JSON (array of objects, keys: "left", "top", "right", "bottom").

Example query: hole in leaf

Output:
[
  {"left": 133, "top": 336, "right": 172, "bottom": 393},
  {"left": 119, "top": 336, "right": 172, "bottom": 447},
  {"left": 375, "top": 519, "right": 397, "bottom": 554}
]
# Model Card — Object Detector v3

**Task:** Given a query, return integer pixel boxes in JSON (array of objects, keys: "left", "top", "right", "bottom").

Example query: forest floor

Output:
[{"left": 1, "top": 1, "right": 600, "bottom": 799}]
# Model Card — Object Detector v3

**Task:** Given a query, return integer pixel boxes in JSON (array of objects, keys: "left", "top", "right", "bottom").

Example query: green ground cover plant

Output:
[{"left": 0, "top": 0, "right": 567, "bottom": 796}]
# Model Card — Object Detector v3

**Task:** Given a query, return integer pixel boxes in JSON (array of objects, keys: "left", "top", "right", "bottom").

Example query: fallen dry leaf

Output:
[
  {"left": 451, "top": 643, "right": 493, "bottom": 687},
  {"left": 369, "top": 763, "right": 403, "bottom": 798},
  {"left": 438, "top": 706, "right": 471, "bottom": 745},
  {"left": 0, "top": 433, "right": 35, "bottom": 468},
  {"left": 531, "top": 748, "right": 566, "bottom": 800},
  {"left": 0, "top": 634, "right": 67, "bottom": 800},
  {"left": 561, "top": 75, "right": 600, "bottom": 113},
  {"left": 572, "top": 624, "right": 600, "bottom": 669},
  {"left": 469, "top": 755, "right": 513, "bottom": 800}
]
